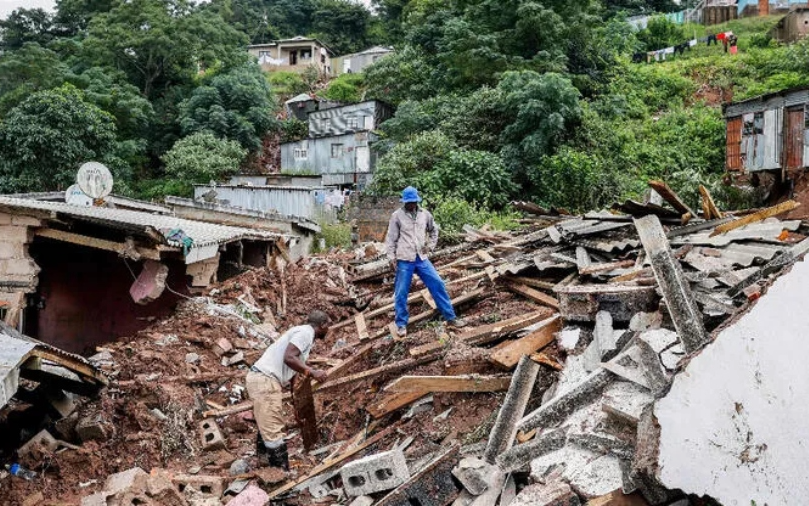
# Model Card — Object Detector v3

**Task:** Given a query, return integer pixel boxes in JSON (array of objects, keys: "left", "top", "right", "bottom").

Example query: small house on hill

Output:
[
  {"left": 724, "top": 86, "right": 809, "bottom": 174},
  {"left": 332, "top": 46, "right": 394, "bottom": 75},
  {"left": 285, "top": 94, "right": 341, "bottom": 122},
  {"left": 770, "top": 6, "right": 809, "bottom": 43},
  {"left": 248, "top": 37, "right": 334, "bottom": 75}
]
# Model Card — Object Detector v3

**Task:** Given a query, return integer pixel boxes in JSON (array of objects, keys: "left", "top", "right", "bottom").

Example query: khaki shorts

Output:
[{"left": 245, "top": 371, "right": 285, "bottom": 443}]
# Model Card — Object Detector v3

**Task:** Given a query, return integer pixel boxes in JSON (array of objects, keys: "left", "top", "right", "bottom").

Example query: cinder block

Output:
[
  {"left": 171, "top": 474, "right": 225, "bottom": 499},
  {"left": 5, "top": 258, "right": 39, "bottom": 276},
  {"left": 11, "top": 215, "right": 41, "bottom": 227},
  {"left": 0, "top": 242, "right": 24, "bottom": 259},
  {"left": 199, "top": 418, "right": 226, "bottom": 451},
  {"left": 104, "top": 467, "right": 149, "bottom": 497},
  {"left": 0, "top": 225, "right": 30, "bottom": 243},
  {"left": 0, "top": 213, "right": 11, "bottom": 225},
  {"left": 341, "top": 448, "right": 410, "bottom": 497},
  {"left": 77, "top": 413, "right": 110, "bottom": 442}
]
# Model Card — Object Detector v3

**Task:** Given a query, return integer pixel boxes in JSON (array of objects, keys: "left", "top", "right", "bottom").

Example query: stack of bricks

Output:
[{"left": 0, "top": 211, "right": 40, "bottom": 326}]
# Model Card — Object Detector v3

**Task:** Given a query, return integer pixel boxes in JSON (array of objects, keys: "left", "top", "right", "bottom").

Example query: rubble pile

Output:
[{"left": 2, "top": 182, "right": 808, "bottom": 506}]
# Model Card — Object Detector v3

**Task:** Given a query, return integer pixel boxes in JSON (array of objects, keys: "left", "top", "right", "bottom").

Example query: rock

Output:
[
  {"left": 229, "top": 459, "right": 250, "bottom": 476},
  {"left": 185, "top": 353, "right": 200, "bottom": 364},
  {"left": 76, "top": 414, "right": 110, "bottom": 442},
  {"left": 451, "top": 457, "right": 499, "bottom": 496}
]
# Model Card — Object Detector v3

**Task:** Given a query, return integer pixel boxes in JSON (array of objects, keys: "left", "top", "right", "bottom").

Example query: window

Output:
[
  {"left": 331, "top": 144, "right": 344, "bottom": 158},
  {"left": 347, "top": 117, "right": 360, "bottom": 129},
  {"left": 258, "top": 51, "right": 271, "bottom": 58},
  {"left": 742, "top": 112, "right": 764, "bottom": 136},
  {"left": 294, "top": 147, "right": 308, "bottom": 160},
  {"left": 301, "top": 50, "right": 312, "bottom": 61}
]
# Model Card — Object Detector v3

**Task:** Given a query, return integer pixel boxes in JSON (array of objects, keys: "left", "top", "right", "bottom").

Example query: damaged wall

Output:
[
  {"left": 0, "top": 211, "right": 41, "bottom": 327},
  {"left": 28, "top": 238, "right": 188, "bottom": 354},
  {"left": 655, "top": 257, "right": 809, "bottom": 505}
]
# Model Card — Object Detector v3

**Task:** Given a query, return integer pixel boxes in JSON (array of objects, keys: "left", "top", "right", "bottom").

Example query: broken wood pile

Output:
[{"left": 5, "top": 180, "right": 809, "bottom": 506}]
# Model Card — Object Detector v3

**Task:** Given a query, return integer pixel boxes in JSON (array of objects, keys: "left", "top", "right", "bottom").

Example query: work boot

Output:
[
  {"left": 256, "top": 433, "right": 268, "bottom": 457},
  {"left": 266, "top": 440, "right": 290, "bottom": 471},
  {"left": 396, "top": 326, "right": 407, "bottom": 337},
  {"left": 448, "top": 318, "right": 468, "bottom": 329}
]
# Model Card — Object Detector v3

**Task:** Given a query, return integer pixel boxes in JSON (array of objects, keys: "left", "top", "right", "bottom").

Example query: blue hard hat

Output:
[{"left": 401, "top": 186, "right": 422, "bottom": 203}]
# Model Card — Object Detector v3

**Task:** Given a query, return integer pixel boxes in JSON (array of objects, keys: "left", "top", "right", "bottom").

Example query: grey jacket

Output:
[{"left": 385, "top": 208, "right": 439, "bottom": 262}]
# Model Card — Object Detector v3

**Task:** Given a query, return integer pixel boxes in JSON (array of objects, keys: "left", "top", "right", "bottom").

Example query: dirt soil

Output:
[{"left": 1, "top": 248, "right": 556, "bottom": 505}]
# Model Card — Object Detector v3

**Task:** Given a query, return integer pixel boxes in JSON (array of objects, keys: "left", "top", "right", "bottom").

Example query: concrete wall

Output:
[
  {"left": 0, "top": 212, "right": 41, "bottom": 328},
  {"left": 655, "top": 258, "right": 809, "bottom": 505},
  {"left": 346, "top": 195, "right": 400, "bottom": 242}
]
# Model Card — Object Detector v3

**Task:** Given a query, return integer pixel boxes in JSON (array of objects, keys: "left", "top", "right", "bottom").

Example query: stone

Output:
[
  {"left": 185, "top": 353, "right": 201, "bottom": 364},
  {"left": 511, "top": 483, "right": 580, "bottom": 506},
  {"left": 199, "top": 418, "right": 226, "bottom": 451},
  {"left": 253, "top": 467, "right": 287, "bottom": 487},
  {"left": 104, "top": 467, "right": 149, "bottom": 497},
  {"left": 349, "top": 496, "right": 375, "bottom": 506},
  {"left": 568, "top": 454, "right": 625, "bottom": 499},
  {"left": 229, "top": 459, "right": 250, "bottom": 476},
  {"left": 225, "top": 351, "right": 245, "bottom": 366},
  {"left": 21, "top": 492, "right": 44, "bottom": 506},
  {"left": 402, "top": 395, "right": 433, "bottom": 419},
  {"left": 629, "top": 312, "right": 663, "bottom": 333},
  {"left": 76, "top": 414, "right": 110, "bottom": 442},
  {"left": 81, "top": 492, "right": 109, "bottom": 506},
  {"left": 341, "top": 448, "right": 410, "bottom": 497},
  {"left": 226, "top": 484, "right": 268, "bottom": 506},
  {"left": 452, "top": 457, "right": 499, "bottom": 496}
]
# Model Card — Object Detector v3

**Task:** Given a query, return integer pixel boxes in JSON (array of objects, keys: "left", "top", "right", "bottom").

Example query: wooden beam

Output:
[
  {"left": 648, "top": 180, "right": 697, "bottom": 217},
  {"left": 19, "top": 368, "right": 102, "bottom": 397},
  {"left": 420, "top": 289, "right": 437, "bottom": 310},
  {"left": 316, "top": 355, "right": 440, "bottom": 393},
  {"left": 203, "top": 401, "right": 253, "bottom": 418},
  {"left": 710, "top": 200, "right": 799, "bottom": 237},
  {"left": 506, "top": 283, "right": 560, "bottom": 309},
  {"left": 699, "top": 185, "right": 724, "bottom": 220},
  {"left": 385, "top": 374, "right": 512, "bottom": 394},
  {"left": 579, "top": 260, "right": 636, "bottom": 276},
  {"left": 367, "top": 390, "right": 431, "bottom": 419},
  {"left": 502, "top": 276, "right": 555, "bottom": 291},
  {"left": 293, "top": 377, "right": 318, "bottom": 451},
  {"left": 530, "top": 352, "right": 564, "bottom": 371},
  {"left": 490, "top": 315, "right": 562, "bottom": 370},
  {"left": 35, "top": 228, "right": 161, "bottom": 261},
  {"left": 267, "top": 425, "right": 398, "bottom": 499},
  {"left": 355, "top": 313, "right": 369, "bottom": 341}
]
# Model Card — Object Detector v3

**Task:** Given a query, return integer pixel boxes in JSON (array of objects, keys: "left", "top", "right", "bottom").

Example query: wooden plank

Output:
[
  {"left": 502, "top": 276, "right": 555, "bottom": 291},
  {"left": 506, "top": 283, "right": 560, "bottom": 309},
  {"left": 516, "top": 428, "right": 537, "bottom": 443},
  {"left": 530, "top": 352, "right": 564, "bottom": 371},
  {"left": 490, "top": 315, "right": 562, "bottom": 370},
  {"left": 420, "top": 289, "right": 437, "bottom": 310},
  {"left": 35, "top": 228, "right": 161, "bottom": 261},
  {"left": 367, "top": 390, "right": 431, "bottom": 419},
  {"left": 648, "top": 180, "right": 698, "bottom": 217},
  {"left": 699, "top": 185, "right": 724, "bottom": 220},
  {"left": 585, "top": 490, "right": 650, "bottom": 506},
  {"left": 267, "top": 424, "right": 398, "bottom": 499},
  {"left": 275, "top": 237, "right": 291, "bottom": 263},
  {"left": 476, "top": 250, "right": 496, "bottom": 263},
  {"left": 579, "top": 260, "right": 636, "bottom": 276},
  {"left": 385, "top": 374, "right": 512, "bottom": 393},
  {"left": 316, "top": 355, "right": 440, "bottom": 393},
  {"left": 608, "top": 268, "right": 652, "bottom": 284},
  {"left": 355, "top": 313, "right": 369, "bottom": 341},
  {"left": 293, "top": 377, "right": 318, "bottom": 451},
  {"left": 710, "top": 200, "right": 799, "bottom": 237},
  {"left": 203, "top": 401, "right": 253, "bottom": 418}
]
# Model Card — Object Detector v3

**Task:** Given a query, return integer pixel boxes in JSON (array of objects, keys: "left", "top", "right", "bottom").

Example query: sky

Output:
[{"left": 0, "top": 0, "right": 55, "bottom": 19}]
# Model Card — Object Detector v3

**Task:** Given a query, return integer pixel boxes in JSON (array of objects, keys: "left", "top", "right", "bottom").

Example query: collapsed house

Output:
[
  {"left": 0, "top": 196, "right": 289, "bottom": 354},
  {"left": 2, "top": 181, "right": 808, "bottom": 506}
]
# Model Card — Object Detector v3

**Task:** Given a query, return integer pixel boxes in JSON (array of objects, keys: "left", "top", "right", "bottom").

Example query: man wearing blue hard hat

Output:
[{"left": 385, "top": 186, "right": 468, "bottom": 337}]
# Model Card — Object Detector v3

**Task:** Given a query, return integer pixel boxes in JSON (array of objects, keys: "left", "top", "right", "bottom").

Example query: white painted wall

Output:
[{"left": 656, "top": 258, "right": 809, "bottom": 505}]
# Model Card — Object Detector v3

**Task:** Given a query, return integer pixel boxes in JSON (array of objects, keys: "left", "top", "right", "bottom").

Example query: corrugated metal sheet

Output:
[
  {"left": 194, "top": 185, "right": 325, "bottom": 220},
  {"left": 726, "top": 116, "right": 743, "bottom": 171},
  {"left": 786, "top": 106, "right": 804, "bottom": 169},
  {"left": 309, "top": 101, "right": 391, "bottom": 138},
  {"left": 762, "top": 108, "right": 781, "bottom": 170},
  {"left": 281, "top": 133, "right": 380, "bottom": 177}
]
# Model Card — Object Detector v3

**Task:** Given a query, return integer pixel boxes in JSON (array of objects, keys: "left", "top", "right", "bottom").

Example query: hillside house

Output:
[
  {"left": 248, "top": 37, "right": 333, "bottom": 75},
  {"left": 332, "top": 46, "right": 394, "bottom": 75},
  {"left": 280, "top": 100, "right": 394, "bottom": 187},
  {"left": 724, "top": 86, "right": 809, "bottom": 174},
  {"left": 770, "top": 6, "right": 809, "bottom": 43},
  {"left": 285, "top": 94, "right": 341, "bottom": 122}
]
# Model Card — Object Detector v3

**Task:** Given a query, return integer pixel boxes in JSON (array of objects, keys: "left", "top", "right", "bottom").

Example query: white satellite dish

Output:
[
  {"left": 64, "top": 184, "right": 93, "bottom": 207},
  {"left": 77, "top": 162, "right": 113, "bottom": 200}
]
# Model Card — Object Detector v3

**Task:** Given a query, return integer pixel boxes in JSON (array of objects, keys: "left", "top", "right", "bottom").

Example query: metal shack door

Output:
[
  {"left": 785, "top": 105, "right": 804, "bottom": 169},
  {"left": 355, "top": 146, "right": 370, "bottom": 173}
]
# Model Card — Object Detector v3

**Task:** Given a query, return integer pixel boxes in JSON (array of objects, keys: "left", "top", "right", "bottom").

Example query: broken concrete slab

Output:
[
  {"left": 628, "top": 313, "right": 662, "bottom": 333},
  {"left": 555, "top": 284, "right": 658, "bottom": 323},
  {"left": 484, "top": 356, "right": 540, "bottom": 464},
  {"left": 452, "top": 457, "right": 500, "bottom": 496},
  {"left": 496, "top": 428, "right": 566, "bottom": 473},
  {"left": 634, "top": 215, "right": 707, "bottom": 353},
  {"left": 601, "top": 381, "right": 655, "bottom": 426},
  {"left": 635, "top": 329, "right": 677, "bottom": 354},
  {"left": 499, "top": 474, "right": 516, "bottom": 506},
  {"left": 569, "top": 454, "right": 626, "bottom": 499},
  {"left": 602, "top": 343, "right": 668, "bottom": 396},
  {"left": 529, "top": 445, "right": 600, "bottom": 484},
  {"left": 376, "top": 444, "right": 460, "bottom": 506},
  {"left": 558, "top": 328, "right": 583, "bottom": 350},
  {"left": 655, "top": 258, "right": 809, "bottom": 505},
  {"left": 511, "top": 482, "right": 581, "bottom": 506},
  {"left": 519, "top": 369, "right": 614, "bottom": 432}
]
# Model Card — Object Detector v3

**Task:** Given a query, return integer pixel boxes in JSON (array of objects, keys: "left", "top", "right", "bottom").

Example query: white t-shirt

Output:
[{"left": 253, "top": 325, "right": 315, "bottom": 387}]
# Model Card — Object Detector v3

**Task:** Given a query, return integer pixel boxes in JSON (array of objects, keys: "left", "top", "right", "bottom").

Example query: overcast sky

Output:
[{"left": 0, "top": 0, "right": 55, "bottom": 19}]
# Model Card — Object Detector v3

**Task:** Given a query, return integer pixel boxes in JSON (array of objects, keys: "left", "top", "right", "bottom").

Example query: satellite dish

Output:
[
  {"left": 65, "top": 185, "right": 93, "bottom": 207},
  {"left": 77, "top": 162, "right": 113, "bottom": 200}
]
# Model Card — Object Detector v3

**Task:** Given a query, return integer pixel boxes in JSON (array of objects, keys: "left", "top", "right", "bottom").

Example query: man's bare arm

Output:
[{"left": 284, "top": 344, "right": 327, "bottom": 381}]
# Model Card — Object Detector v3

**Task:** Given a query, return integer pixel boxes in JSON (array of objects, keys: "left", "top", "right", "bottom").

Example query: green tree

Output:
[
  {"left": 0, "top": 85, "right": 117, "bottom": 192},
  {"left": 53, "top": 0, "right": 117, "bottom": 35},
  {"left": 83, "top": 0, "right": 248, "bottom": 98},
  {"left": 0, "top": 8, "right": 54, "bottom": 51},
  {"left": 159, "top": 132, "right": 246, "bottom": 196},
  {"left": 636, "top": 17, "right": 686, "bottom": 52},
  {"left": 178, "top": 65, "right": 277, "bottom": 151},
  {"left": 0, "top": 43, "right": 71, "bottom": 113},
  {"left": 311, "top": 0, "right": 371, "bottom": 54}
]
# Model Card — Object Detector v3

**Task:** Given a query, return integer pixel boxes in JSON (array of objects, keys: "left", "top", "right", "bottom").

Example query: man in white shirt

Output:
[{"left": 246, "top": 310, "right": 330, "bottom": 470}]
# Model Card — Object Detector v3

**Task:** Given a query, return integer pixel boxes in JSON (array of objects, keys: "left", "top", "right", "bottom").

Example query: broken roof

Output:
[
  {"left": 0, "top": 196, "right": 283, "bottom": 253},
  {"left": 0, "top": 321, "right": 106, "bottom": 408}
]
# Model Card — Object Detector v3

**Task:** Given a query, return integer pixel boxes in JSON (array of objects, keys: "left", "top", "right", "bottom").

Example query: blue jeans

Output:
[{"left": 394, "top": 256, "right": 456, "bottom": 328}]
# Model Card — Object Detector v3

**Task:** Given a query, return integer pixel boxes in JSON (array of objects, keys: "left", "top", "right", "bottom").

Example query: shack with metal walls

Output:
[{"left": 724, "top": 86, "right": 809, "bottom": 174}]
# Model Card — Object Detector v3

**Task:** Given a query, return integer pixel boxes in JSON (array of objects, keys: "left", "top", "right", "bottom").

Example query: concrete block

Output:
[
  {"left": 104, "top": 467, "right": 149, "bottom": 497},
  {"left": 0, "top": 225, "right": 31, "bottom": 242},
  {"left": 452, "top": 457, "right": 500, "bottom": 496},
  {"left": 519, "top": 369, "right": 614, "bottom": 432},
  {"left": 484, "top": 356, "right": 541, "bottom": 464},
  {"left": 497, "top": 428, "right": 567, "bottom": 473},
  {"left": 601, "top": 382, "right": 654, "bottom": 426},
  {"left": 4, "top": 258, "right": 39, "bottom": 276},
  {"left": 529, "top": 445, "right": 599, "bottom": 484},
  {"left": 511, "top": 483, "right": 580, "bottom": 506},
  {"left": 171, "top": 474, "right": 225, "bottom": 499},
  {"left": 11, "top": 215, "right": 41, "bottom": 227},
  {"left": 568, "top": 454, "right": 625, "bottom": 499},
  {"left": 17, "top": 429, "right": 59, "bottom": 460},
  {"left": 226, "top": 484, "right": 269, "bottom": 506},
  {"left": 341, "top": 448, "right": 409, "bottom": 497},
  {"left": 0, "top": 242, "right": 24, "bottom": 259},
  {"left": 77, "top": 413, "right": 110, "bottom": 442},
  {"left": 0, "top": 213, "right": 10, "bottom": 225},
  {"left": 199, "top": 418, "right": 226, "bottom": 451},
  {"left": 376, "top": 445, "right": 460, "bottom": 506}
]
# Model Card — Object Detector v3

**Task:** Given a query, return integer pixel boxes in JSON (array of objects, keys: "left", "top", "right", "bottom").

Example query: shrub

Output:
[
  {"left": 323, "top": 73, "right": 365, "bottom": 103},
  {"left": 158, "top": 132, "right": 246, "bottom": 197}
]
